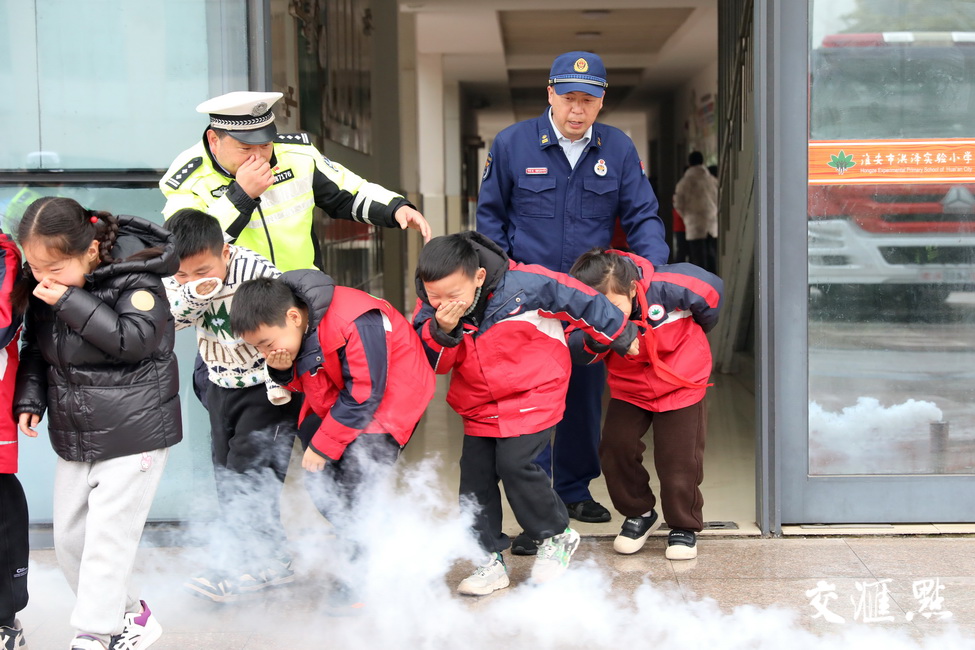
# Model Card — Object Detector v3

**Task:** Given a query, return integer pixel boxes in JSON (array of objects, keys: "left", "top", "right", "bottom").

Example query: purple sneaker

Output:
[
  {"left": 70, "top": 636, "right": 106, "bottom": 650},
  {"left": 108, "top": 601, "right": 161, "bottom": 650}
]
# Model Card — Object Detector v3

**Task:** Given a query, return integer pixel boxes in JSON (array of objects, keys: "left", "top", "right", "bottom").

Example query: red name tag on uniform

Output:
[{"left": 525, "top": 167, "right": 548, "bottom": 175}]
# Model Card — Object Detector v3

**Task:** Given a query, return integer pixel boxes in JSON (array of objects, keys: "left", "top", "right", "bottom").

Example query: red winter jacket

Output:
[
  {"left": 412, "top": 232, "right": 636, "bottom": 438},
  {"left": 0, "top": 234, "right": 22, "bottom": 474},
  {"left": 570, "top": 250, "right": 723, "bottom": 412},
  {"left": 272, "top": 270, "right": 435, "bottom": 461}
]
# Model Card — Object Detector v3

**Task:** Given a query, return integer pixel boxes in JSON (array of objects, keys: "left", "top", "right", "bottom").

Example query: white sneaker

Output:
[
  {"left": 0, "top": 619, "right": 27, "bottom": 650},
  {"left": 107, "top": 601, "right": 161, "bottom": 650},
  {"left": 530, "top": 527, "right": 581, "bottom": 584},
  {"left": 456, "top": 553, "right": 509, "bottom": 596},
  {"left": 70, "top": 636, "right": 106, "bottom": 650}
]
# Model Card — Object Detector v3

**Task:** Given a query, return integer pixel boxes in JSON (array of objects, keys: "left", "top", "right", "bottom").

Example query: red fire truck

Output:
[{"left": 808, "top": 32, "right": 975, "bottom": 305}]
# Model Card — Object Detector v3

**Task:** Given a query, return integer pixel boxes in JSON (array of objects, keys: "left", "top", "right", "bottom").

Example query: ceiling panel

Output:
[{"left": 499, "top": 8, "right": 694, "bottom": 56}]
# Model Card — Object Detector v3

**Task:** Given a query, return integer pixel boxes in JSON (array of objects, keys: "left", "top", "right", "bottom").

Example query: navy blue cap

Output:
[{"left": 548, "top": 51, "right": 608, "bottom": 97}]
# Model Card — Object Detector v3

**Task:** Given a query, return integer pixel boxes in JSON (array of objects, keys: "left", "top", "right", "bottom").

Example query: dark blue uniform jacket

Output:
[{"left": 476, "top": 109, "right": 669, "bottom": 273}]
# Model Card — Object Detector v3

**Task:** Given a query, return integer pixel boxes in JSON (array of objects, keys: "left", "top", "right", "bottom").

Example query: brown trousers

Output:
[{"left": 599, "top": 398, "right": 707, "bottom": 532}]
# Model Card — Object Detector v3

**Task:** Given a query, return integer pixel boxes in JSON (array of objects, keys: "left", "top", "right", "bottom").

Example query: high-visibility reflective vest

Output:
[{"left": 160, "top": 133, "right": 409, "bottom": 271}]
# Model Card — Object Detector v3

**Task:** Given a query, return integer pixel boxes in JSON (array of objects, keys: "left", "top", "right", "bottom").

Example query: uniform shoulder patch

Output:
[
  {"left": 275, "top": 132, "right": 312, "bottom": 145},
  {"left": 130, "top": 290, "right": 156, "bottom": 312},
  {"left": 482, "top": 152, "right": 493, "bottom": 181},
  {"left": 164, "top": 157, "right": 203, "bottom": 189}
]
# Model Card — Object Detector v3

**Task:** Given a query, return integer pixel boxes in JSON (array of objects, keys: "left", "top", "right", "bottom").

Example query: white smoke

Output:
[
  {"left": 809, "top": 397, "right": 945, "bottom": 474},
  {"left": 22, "top": 453, "right": 975, "bottom": 650}
]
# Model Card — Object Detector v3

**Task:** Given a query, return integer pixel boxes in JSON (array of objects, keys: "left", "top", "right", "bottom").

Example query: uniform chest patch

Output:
[
  {"left": 273, "top": 169, "right": 294, "bottom": 184},
  {"left": 525, "top": 167, "right": 548, "bottom": 175},
  {"left": 647, "top": 304, "right": 666, "bottom": 321}
]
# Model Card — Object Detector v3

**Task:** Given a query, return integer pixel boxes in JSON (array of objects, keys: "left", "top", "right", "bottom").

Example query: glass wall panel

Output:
[
  {"left": 808, "top": 0, "right": 975, "bottom": 475},
  {"left": 0, "top": 183, "right": 214, "bottom": 521},
  {"left": 1, "top": 0, "right": 250, "bottom": 523},
  {"left": 0, "top": 0, "right": 247, "bottom": 171}
]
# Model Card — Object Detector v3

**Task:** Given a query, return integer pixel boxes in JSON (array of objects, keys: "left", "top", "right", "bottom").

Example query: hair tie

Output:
[{"left": 90, "top": 216, "right": 98, "bottom": 224}]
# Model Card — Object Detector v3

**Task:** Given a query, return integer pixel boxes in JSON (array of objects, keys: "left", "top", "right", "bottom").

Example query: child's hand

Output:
[
  {"left": 265, "top": 348, "right": 294, "bottom": 370},
  {"left": 626, "top": 337, "right": 640, "bottom": 356},
  {"left": 33, "top": 278, "right": 68, "bottom": 305},
  {"left": 195, "top": 279, "right": 219, "bottom": 296},
  {"left": 302, "top": 447, "right": 327, "bottom": 473},
  {"left": 435, "top": 301, "right": 467, "bottom": 332},
  {"left": 17, "top": 413, "right": 40, "bottom": 437}
]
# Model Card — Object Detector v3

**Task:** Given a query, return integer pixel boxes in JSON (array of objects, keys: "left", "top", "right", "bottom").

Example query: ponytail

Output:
[
  {"left": 87, "top": 209, "right": 121, "bottom": 265},
  {"left": 12, "top": 197, "right": 126, "bottom": 312},
  {"left": 16, "top": 197, "right": 121, "bottom": 266}
]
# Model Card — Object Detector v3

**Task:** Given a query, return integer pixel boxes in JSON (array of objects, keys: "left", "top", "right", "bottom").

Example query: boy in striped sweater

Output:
[{"left": 164, "top": 209, "right": 298, "bottom": 602}]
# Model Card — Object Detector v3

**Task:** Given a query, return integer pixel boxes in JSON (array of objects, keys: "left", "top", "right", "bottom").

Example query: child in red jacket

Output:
[
  {"left": 230, "top": 270, "right": 435, "bottom": 608},
  {"left": 569, "top": 247, "right": 722, "bottom": 560},
  {"left": 413, "top": 232, "right": 638, "bottom": 595},
  {"left": 0, "top": 232, "right": 28, "bottom": 649}
]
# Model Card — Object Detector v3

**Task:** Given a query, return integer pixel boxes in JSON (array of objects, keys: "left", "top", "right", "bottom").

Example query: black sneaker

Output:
[
  {"left": 665, "top": 529, "right": 698, "bottom": 560},
  {"left": 612, "top": 510, "right": 662, "bottom": 554},
  {"left": 511, "top": 532, "right": 538, "bottom": 556},
  {"left": 565, "top": 499, "right": 611, "bottom": 523}
]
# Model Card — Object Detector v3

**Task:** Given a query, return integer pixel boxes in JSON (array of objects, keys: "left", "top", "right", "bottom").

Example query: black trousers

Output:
[
  {"left": 296, "top": 428, "right": 401, "bottom": 530},
  {"left": 0, "top": 474, "right": 29, "bottom": 626},
  {"left": 687, "top": 235, "right": 718, "bottom": 275},
  {"left": 298, "top": 429, "right": 401, "bottom": 591},
  {"left": 460, "top": 427, "right": 569, "bottom": 554},
  {"left": 206, "top": 382, "right": 302, "bottom": 570}
]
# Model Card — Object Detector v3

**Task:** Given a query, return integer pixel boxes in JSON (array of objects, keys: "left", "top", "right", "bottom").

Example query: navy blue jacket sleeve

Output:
[
  {"left": 617, "top": 144, "right": 669, "bottom": 267},
  {"left": 328, "top": 309, "right": 388, "bottom": 431},
  {"left": 474, "top": 140, "right": 513, "bottom": 256},
  {"left": 515, "top": 265, "right": 637, "bottom": 355},
  {"left": 567, "top": 327, "right": 612, "bottom": 365},
  {"left": 652, "top": 263, "right": 724, "bottom": 333}
]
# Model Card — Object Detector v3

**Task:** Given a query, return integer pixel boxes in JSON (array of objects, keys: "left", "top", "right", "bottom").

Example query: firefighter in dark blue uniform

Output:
[{"left": 477, "top": 51, "right": 669, "bottom": 553}]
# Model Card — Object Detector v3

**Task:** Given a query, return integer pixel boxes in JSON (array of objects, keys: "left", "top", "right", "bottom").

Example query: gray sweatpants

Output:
[{"left": 53, "top": 448, "right": 169, "bottom": 638}]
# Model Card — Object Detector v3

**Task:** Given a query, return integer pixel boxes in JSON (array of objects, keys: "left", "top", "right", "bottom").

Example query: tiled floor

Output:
[
  {"left": 20, "top": 536, "right": 975, "bottom": 649},
  {"left": 18, "top": 373, "right": 975, "bottom": 648}
]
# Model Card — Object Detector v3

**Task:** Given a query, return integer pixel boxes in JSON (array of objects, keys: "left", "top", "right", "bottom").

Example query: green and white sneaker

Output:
[
  {"left": 457, "top": 552, "right": 509, "bottom": 596},
  {"left": 530, "top": 527, "right": 581, "bottom": 584}
]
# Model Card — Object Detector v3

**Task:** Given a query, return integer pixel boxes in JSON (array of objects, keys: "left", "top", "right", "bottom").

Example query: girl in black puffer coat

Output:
[{"left": 12, "top": 197, "right": 181, "bottom": 650}]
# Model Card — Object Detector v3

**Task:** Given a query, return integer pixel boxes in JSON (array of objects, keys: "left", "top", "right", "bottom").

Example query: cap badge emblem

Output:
[
  {"left": 574, "top": 58, "right": 589, "bottom": 73},
  {"left": 251, "top": 102, "right": 268, "bottom": 116}
]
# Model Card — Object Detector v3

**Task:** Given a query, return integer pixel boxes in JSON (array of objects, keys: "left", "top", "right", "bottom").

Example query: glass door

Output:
[{"left": 781, "top": 0, "right": 975, "bottom": 524}]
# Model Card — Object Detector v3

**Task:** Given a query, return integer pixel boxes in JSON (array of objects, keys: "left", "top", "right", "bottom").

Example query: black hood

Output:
[
  {"left": 415, "top": 230, "right": 508, "bottom": 304},
  {"left": 90, "top": 215, "right": 178, "bottom": 281},
  {"left": 279, "top": 269, "right": 336, "bottom": 329}
]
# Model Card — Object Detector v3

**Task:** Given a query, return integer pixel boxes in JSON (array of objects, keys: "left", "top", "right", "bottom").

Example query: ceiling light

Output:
[
  {"left": 575, "top": 31, "right": 602, "bottom": 40},
  {"left": 581, "top": 10, "right": 610, "bottom": 19}
]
